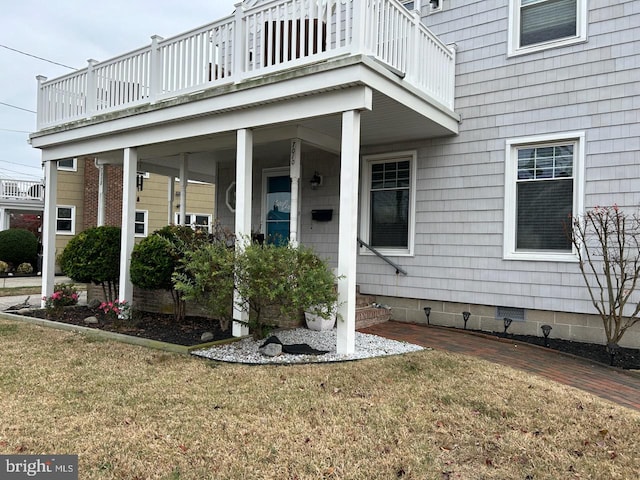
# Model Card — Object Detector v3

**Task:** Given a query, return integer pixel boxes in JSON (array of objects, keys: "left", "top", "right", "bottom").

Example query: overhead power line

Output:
[
  {"left": 0, "top": 128, "right": 32, "bottom": 133},
  {"left": 0, "top": 44, "right": 76, "bottom": 70},
  {"left": 0, "top": 159, "right": 42, "bottom": 170},
  {"left": 0, "top": 101, "right": 36, "bottom": 114}
]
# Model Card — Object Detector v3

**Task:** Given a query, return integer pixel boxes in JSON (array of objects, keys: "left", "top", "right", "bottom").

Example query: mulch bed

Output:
[
  {"left": 16, "top": 306, "right": 233, "bottom": 347},
  {"left": 9, "top": 306, "right": 640, "bottom": 369},
  {"left": 482, "top": 330, "right": 640, "bottom": 370}
]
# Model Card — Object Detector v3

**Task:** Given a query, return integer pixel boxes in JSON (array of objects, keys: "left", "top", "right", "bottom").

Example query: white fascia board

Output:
[{"left": 37, "top": 86, "right": 372, "bottom": 161}]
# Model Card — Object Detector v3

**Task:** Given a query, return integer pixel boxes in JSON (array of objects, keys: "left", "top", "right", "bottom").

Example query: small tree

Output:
[
  {"left": 130, "top": 225, "right": 213, "bottom": 321},
  {"left": 234, "top": 240, "right": 338, "bottom": 339},
  {"left": 173, "top": 241, "right": 235, "bottom": 331},
  {"left": 58, "top": 226, "right": 121, "bottom": 302},
  {"left": 570, "top": 205, "right": 640, "bottom": 348}
]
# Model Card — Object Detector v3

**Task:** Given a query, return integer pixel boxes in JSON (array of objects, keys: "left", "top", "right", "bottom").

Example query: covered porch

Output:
[{"left": 30, "top": 0, "right": 459, "bottom": 354}]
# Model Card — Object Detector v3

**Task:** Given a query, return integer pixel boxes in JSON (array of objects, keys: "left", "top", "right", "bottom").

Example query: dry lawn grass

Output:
[{"left": 0, "top": 318, "right": 639, "bottom": 480}]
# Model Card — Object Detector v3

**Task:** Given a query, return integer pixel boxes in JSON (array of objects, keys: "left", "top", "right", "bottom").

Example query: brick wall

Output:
[{"left": 82, "top": 158, "right": 123, "bottom": 228}]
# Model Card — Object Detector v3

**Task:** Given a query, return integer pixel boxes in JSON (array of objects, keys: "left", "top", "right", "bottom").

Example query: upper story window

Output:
[
  {"left": 56, "top": 205, "right": 76, "bottom": 235},
  {"left": 503, "top": 132, "right": 585, "bottom": 262},
  {"left": 57, "top": 158, "right": 77, "bottom": 172},
  {"left": 508, "top": 0, "right": 587, "bottom": 57},
  {"left": 360, "top": 151, "right": 417, "bottom": 257},
  {"left": 135, "top": 210, "right": 148, "bottom": 237}
]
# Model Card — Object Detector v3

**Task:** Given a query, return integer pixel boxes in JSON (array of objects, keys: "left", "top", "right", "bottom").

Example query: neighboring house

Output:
[
  {"left": 53, "top": 157, "right": 216, "bottom": 262},
  {"left": 30, "top": 0, "right": 639, "bottom": 352},
  {"left": 0, "top": 176, "right": 44, "bottom": 236}
]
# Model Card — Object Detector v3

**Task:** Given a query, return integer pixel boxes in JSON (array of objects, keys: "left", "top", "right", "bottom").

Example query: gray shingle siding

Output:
[{"left": 356, "top": 0, "right": 640, "bottom": 316}]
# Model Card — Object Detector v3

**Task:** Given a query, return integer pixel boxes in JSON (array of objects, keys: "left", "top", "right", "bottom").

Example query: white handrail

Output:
[
  {"left": 35, "top": 0, "right": 455, "bottom": 128},
  {"left": 0, "top": 180, "right": 45, "bottom": 201}
]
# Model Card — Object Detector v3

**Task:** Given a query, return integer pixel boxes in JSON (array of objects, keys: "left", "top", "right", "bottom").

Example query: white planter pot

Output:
[{"left": 304, "top": 304, "right": 337, "bottom": 331}]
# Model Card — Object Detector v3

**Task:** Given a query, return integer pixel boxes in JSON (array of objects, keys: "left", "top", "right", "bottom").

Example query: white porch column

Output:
[
  {"left": 233, "top": 128, "right": 253, "bottom": 337},
  {"left": 118, "top": 147, "right": 138, "bottom": 302},
  {"left": 167, "top": 177, "right": 175, "bottom": 225},
  {"left": 96, "top": 162, "right": 106, "bottom": 226},
  {"left": 179, "top": 153, "right": 188, "bottom": 226},
  {"left": 336, "top": 110, "right": 361, "bottom": 354},
  {"left": 289, "top": 138, "right": 302, "bottom": 246},
  {"left": 41, "top": 159, "right": 58, "bottom": 307}
]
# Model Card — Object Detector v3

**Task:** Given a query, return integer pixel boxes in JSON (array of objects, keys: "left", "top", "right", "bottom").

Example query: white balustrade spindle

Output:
[{"left": 34, "top": 0, "right": 455, "bottom": 129}]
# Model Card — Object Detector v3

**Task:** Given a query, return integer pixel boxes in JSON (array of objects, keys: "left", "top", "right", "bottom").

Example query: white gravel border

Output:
[{"left": 191, "top": 328, "right": 424, "bottom": 364}]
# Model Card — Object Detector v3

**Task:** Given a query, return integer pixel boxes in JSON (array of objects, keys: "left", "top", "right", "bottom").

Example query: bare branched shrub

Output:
[{"left": 569, "top": 205, "right": 640, "bottom": 347}]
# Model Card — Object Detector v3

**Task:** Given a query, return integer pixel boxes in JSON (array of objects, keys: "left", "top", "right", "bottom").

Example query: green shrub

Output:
[
  {"left": 234, "top": 241, "right": 338, "bottom": 339},
  {"left": 130, "top": 235, "right": 175, "bottom": 291},
  {"left": 173, "top": 241, "right": 235, "bottom": 331},
  {"left": 58, "top": 226, "right": 121, "bottom": 302},
  {"left": 0, "top": 228, "right": 37, "bottom": 268},
  {"left": 16, "top": 262, "right": 33, "bottom": 274},
  {"left": 0, "top": 261, "right": 8, "bottom": 273},
  {"left": 130, "top": 225, "right": 209, "bottom": 321}
]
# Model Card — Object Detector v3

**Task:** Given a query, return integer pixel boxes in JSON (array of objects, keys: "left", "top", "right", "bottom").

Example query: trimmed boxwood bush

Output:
[
  {"left": 0, "top": 228, "right": 38, "bottom": 269},
  {"left": 58, "top": 226, "right": 121, "bottom": 302},
  {"left": 130, "top": 225, "right": 210, "bottom": 321}
]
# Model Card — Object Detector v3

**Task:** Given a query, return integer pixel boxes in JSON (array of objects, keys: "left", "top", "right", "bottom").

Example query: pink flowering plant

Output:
[
  {"left": 43, "top": 283, "right": 79, "bottom": 318},
  {"left": 98, "top": 299, "right": 130, "bottom": 323}
]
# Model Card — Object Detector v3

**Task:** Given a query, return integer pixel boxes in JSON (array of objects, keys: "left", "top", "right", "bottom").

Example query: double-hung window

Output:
[
  {"left": 361, "top": 151, "right": 416, "bottom": 256},
  {"left": 56, "top": 206, "right": 75, "bottom": 235},
  {"left": 504, "top": 132, "right": 584, "bottom": 261},
  {"left": 508, "top": 0, "right": 587, "bottom": 56},
  {"left": 135, "top": 210, "right": 148, "bottom": 237}
]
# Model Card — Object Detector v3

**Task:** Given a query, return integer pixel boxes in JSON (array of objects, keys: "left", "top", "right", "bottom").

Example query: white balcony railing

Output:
[
  {"left": 36, "top": 0, "right": 455, "bottom": 130},
  {"left": 1, "top": 179, "right": 45, "bottom": 202}
]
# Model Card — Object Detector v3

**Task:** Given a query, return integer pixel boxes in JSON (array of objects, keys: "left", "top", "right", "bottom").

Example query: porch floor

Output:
[{"left": 360, "top": 321, "right": 640, "bottom": 412}]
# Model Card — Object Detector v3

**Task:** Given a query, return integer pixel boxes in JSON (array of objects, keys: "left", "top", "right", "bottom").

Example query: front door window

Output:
[{"left": 265, "top": 174, "right": 291, "bottom": 245}]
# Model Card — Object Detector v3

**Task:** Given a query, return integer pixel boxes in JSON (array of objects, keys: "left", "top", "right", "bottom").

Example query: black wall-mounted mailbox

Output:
[{"left": 311, "top": 209, "right": 333, "bottom": 221}]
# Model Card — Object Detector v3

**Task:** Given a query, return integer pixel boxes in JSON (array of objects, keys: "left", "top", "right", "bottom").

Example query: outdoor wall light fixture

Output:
[
  {"left": 462, "top": 311, "right": 470, "bottom": 330},
  {"left": 423, "top": 306, "right": 431, "bottom": 326},
  {"left": 310, "top": 172, "right": 323, "bottom": 189},
  {"left": 541, "top": 324, "right": 552, "bottom": 347},
  {"left": 503, "top": 317, "right": 513, "bottom": 336}
]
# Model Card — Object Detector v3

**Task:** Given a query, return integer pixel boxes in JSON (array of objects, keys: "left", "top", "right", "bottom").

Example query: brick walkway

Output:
[{"left": 360, "top": 321, "right": 640, "bottom": 411}]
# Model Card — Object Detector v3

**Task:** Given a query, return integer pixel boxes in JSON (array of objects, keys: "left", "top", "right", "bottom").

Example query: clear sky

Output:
[{"left": 0, "top": 0, "right": 238, "bottom": 180}]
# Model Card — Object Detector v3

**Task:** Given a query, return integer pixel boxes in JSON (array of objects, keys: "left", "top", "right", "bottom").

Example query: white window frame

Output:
[
  {"left": 134, "top": 210, "right": 148, "bottom": 237},
  {"left": 503, "top": 132, "right": 585, "bottom": 262},
  {"left": 57, "top": 158, "right": 77, "bottom": 172},
  {"left": 360, "top": 151, "right": 417, "bottom": 257},
  {"left": 174, "top": 212, "right": 213, "bottom": 234},
  {"left": 507, "top": 0, "right": 587, "bottom": 57},
  {"left": 55, "top": 205, "right": 76, "bottom": 235}
]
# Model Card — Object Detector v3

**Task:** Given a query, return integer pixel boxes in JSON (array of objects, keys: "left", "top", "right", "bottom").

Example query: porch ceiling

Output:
[{"left": 100, "top": 89, "right": 453, "bottom": 175}]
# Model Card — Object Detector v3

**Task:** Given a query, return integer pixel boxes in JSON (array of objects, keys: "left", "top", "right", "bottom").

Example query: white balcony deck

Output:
[
  {"left": 1, "top": 179, "right": 45, "bottom": 204},
  {"left": 35, "top": 0, "right": 456, "bottom": 131}
]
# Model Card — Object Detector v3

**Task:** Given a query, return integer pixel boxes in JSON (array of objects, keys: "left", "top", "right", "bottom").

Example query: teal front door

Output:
[{"left": 265, "top": 174, "right": 291, "bottom": 244}]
